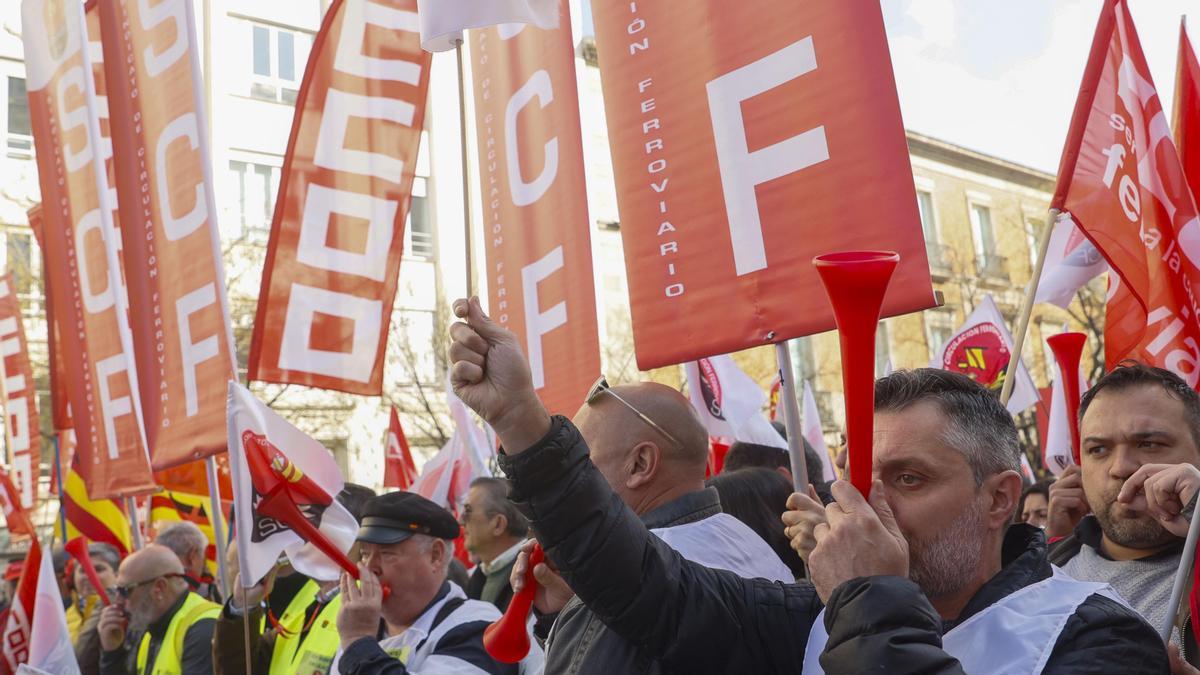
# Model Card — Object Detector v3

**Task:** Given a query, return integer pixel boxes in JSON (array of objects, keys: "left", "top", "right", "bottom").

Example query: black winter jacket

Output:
[{"left": 499, "top": 416, "right": 1169, "bottom": 673}]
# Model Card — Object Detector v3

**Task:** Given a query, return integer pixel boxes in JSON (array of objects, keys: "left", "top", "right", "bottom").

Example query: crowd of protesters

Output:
[{"left": 4, "top": 297, "right": 1200, "bottom": 672}]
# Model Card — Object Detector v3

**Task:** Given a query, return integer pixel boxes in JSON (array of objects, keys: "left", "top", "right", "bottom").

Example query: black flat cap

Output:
[{"left": 357, "top": 491, "right": 461, "bottom": 545}]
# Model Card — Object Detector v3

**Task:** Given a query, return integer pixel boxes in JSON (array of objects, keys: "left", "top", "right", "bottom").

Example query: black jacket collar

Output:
[{"left": 640, "top": 487, "right": 722, "bottom": 529}]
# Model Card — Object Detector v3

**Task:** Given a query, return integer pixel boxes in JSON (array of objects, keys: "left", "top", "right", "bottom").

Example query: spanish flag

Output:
[
  {"left": 149, "top": 489, "right": 219, "bottom": 577},
  {"left": 61, "top": 431, "right": 132, "bottom": 556}
]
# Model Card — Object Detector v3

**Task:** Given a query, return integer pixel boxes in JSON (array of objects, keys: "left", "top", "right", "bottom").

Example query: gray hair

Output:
[
  {"left": 874, "top": 369, "right": 1021, "bottom": 485},
  {"left": 154, "top": 521, "right": 209, "bottom": 560},
  {"left": 87, "top": 542, "right": 121, "bottom": 571},
  {"left": 469, "top": 477, "right": 529, "bottom": 539},
  {"left": 413, "top": 534, "right": 453, "bottom": 575}
]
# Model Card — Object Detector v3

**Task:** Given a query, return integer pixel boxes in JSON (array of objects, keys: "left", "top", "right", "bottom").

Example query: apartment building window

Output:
[
  {"left": 875, "top": 323, "right": 892, "bottom": 378},
  {"left": 1026, "top": 216, "right": 1042, "bottom": 269},
  {"left": 6, "top": 77, "right": 31, "bottom": 160},
  {"left": 5, "top": 231, "right": 32, "bottom": 296},
  {"left": 404, "top": 177, "right": 433, "bottom": 260},
  {"left": 925, "top": 311, "right": 956, "bottom": 359},
  {"left": 969, "top": 199, "right": 1006, "bottom": 278},
  {"left": 250, "top": 24, "right": 310, "bottom": 104},
  {"left": 916, "top": 190, "right": 937, "bottom": 243},
  {"left": 229, "top": 160, "right": 280, "bottom": 242}
]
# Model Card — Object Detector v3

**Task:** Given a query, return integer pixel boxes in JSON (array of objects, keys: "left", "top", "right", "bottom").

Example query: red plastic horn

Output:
[
  {"left": 483, "top": 543, "right": 544, "bottom": 663},
  {"left": 813, "top": 251, "right": 901, "bottom": 498},
  {"left": 65, "top": 536, "right": 111, "bottom": 606},
  {"left": 1047, "top": 332, "right": 1088, "bottom": 466}
]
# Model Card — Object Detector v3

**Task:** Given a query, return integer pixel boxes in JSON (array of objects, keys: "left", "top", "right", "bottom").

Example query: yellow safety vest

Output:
[
  {"left": 136, "top": 592, "right": 220, "bottom": 675},
  {"left": 267, "top": 580, "right": 342, "bottom": 675}
]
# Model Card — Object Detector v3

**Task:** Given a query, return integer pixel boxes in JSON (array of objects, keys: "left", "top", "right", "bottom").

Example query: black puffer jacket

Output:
[{"left": 499, "top": 416, "right": 1168, "bottom": 673}]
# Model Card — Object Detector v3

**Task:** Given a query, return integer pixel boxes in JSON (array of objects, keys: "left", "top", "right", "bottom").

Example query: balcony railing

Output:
[
  {"left": 977, "top": 252, "right": 1009, "bottom": 280},
  {"left": 925, "top": 242, "right": 952, "bottom": 276}
]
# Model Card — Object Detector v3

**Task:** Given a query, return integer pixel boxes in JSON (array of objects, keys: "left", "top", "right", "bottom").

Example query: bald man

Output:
[
  {"left": 98, "top": 545, "right": 219, "bottom": 675},
  {"left": 516, "top": 378, "right": 793, "bottom": 673}
]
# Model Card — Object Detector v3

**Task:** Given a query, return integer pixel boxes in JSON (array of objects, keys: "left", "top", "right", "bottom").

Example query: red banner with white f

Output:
[
  {"left": 249, "top": 0, "right": 432, "bottom": 395},
  {"left": 0, "top": 275, "right": 40, "bottom": 510},
  {"left": 469, "top": 0, "right": 601, "bottom": 415}
]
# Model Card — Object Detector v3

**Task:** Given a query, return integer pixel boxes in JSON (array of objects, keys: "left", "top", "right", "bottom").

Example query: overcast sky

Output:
[{"left": 580, "top": 1, "right": 1199, "bottom": 173}]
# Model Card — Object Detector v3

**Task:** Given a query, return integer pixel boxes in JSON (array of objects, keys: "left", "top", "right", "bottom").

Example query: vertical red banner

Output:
[
  {"left": 469, "top": 1, "right": 601, "bottom": 415},
  {"left": 591, "top": 1, "right": 936, "bottom": 369},
  {"left": 1177, "top": 21, "right": 1200, "bottom": 201},
  {"left": 96, "top": 0, "right": 237, "bottom": 469},
  {"left": 0, "top": 274, "right": 41, "bottom": 510},
  {"left": 248, "top": 0, "right": 432, "bottom": 395},
  {"left": 22, "top": 0, "right": 156, "bottom": 499},
  {"left": 26, "top": 205, "right": 72, "bottom": 433}
]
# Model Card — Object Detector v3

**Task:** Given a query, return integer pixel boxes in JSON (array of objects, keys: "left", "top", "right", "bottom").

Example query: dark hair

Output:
[
  {"left": 87, "top": 542, "right": 122, "bottom": 571},
  {"left": 1014, "top": 479, "right": 1052, "bottom": 524},
  {"left": 1079, "top": 362, "right": 1200, "bottom": 448},
  {"left": 337, "top": 483, "right": 377, "bottom": 523},
  {"left": 724, "top": 439, "right": 825, "bottom": 488},
  {"left": 469, "top": 477, "right": 529, "bottom": 539},
  {"left": 707, "top": 468, "right": 804, "bottom": 580},
  {"left": 874, "top": 369, "right": 1020, "bottom": 484}
]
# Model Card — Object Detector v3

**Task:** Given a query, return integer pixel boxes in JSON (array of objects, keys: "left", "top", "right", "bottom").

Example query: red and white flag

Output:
[
  {"left": 1176, "top": 20, "right": 1200, "bottom": 201},
  {"left": 0, "top": 541, "right": 79, "bottom": 675},
  {"left": 469, "top": 0, "right": 601, "bottom": 416},
  {"left": 1045, "top": 366, "right": 1090, "bottom": 477},
  {"left": 409, "top": 386, "right": 492, "bottom": 509},
  {"left": 1034, "top": 212, "right": 1108, "bottom": 309},
  {"left": 801, "top": 381, "right": 835, "bottom": 483},
  {"left": 929, "top": 295, "right": 1039, "bottom": 414},
  {"left": 685, "top": 355, "right": 786, "bottom": 450},
  {"left": 416, "top": 0, "right": 558, "bottom": 51},
  {"left": 249, "top": 0, "right": 432, "bottom": 396},
  {"left": 96, "top": 0, "right": 237, "bottom": 470},
  {"left": 383, "top": 407, "right": 418, "bottom": 490},
  {"left": 1054, "top": 0, "right": 1200, "bottom": 386},
  {"left": 227, "top": 382, "right": 358, "bottom": 585},
  {"left": 0, "top": 275, "right": 40, "bottom": 510},
  {"left": 23, "top": 0, "right": 156, "bottom": 499}
]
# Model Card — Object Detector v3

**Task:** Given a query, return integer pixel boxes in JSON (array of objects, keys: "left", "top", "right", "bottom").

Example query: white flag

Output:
[
  {"left": 801, "top": 381, "right": 835, "bottom": 482},
  {"left": 1045, "top": 366, "right": 1090, "bottom": 477},
  {"left": 416, "top": 0, "right": 559, "bottom": 52},
  {"left": 1034, "top": 213, "right": 1108, "bottom": 309},
  {"left": 685, "top": 355, "right": 786, "bottom": 450},
  {"left": 409, "top": 383, "right": 492, "bottom": 509},
  {"left": 929, "top": 295, "right": 1039, "bottom": 414},
  {"left": 227, "top": 382, "right": 359, "bottom": 585},
  {"left": 13, "top": 545, "right": 80, "bottom": 675}
]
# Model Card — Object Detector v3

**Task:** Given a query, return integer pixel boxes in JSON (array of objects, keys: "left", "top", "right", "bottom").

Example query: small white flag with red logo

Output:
[
  {"left": 227, "top": 382, "right": 359, "bottom": 585},
  {"left": 416, "top": 0, "right": 559, "bottom": 52},
  {"left": 1034, "top": 213, "right": 1108, "bottom": 309},
  {"left": 929, "top": 295, "right": 1039, "bottom": 415},
  {"left": 801, "top": 381, "right": 835, "bottom": 482},
  {"left": 1045, "top": 367, "right": 1089, "bottom": 477},
  {"left": 685, "top": 355, "right": 786, "bottom": 450}
]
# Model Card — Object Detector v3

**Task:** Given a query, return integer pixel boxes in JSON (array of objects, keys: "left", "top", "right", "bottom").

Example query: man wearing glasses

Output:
[{"left": 97, "top": 545, "right": 218, "bottom": 674}]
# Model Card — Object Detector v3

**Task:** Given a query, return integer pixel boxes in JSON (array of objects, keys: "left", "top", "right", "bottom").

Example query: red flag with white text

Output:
[
  {"left": 249, "top": 0, "right": 432, "bottom": 395},
  {"left": 469, "top": 0, "right": 601, "bottom": 416},
  {"left": 0, "top": 275, "right": 40, "bottom": 510},
  {"left": 22, "top": 0, "right": 156, "bottom": 498},
  {"left": 384, "top": 407, "right": 418, "bottom": 489},
  {"left": 1176, "top": 21, "right": 1200, "bottom": 201},
  {"left": 0, "top": 539, "right": 79, "bottom": 674},
  {"left": 1053, "top": 0, "right": 1200, "bottom": 386}
]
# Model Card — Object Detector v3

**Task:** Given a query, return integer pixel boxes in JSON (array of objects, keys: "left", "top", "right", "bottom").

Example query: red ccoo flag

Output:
[
  {"left": 1177, "top": 19, "right": 1200, "bottom": 201},
  {"left": 384, "top": 407, "right": 417, "bottom": 490},
  {"left": 1053, "top": 0, "right": 1200, "bottom": 387},
  {"left": 0, "top": 465, "right": 35, "bottom": 539}
]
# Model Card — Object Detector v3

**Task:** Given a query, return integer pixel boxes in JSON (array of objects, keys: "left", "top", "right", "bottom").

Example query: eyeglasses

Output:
[
  {"left": 586, "top": 376, "right": 682, "bottom": 449},
  {"left": 113, "top": 573, "right": 184, "bottom": 599}
]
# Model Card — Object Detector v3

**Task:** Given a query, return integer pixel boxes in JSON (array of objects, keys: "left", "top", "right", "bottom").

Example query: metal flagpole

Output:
[
  {"left": 206, "top": 455, "right": 230, "bottom": 599},
  {"left": 775, "top": 342, "right": 810, "bottom": 491},
  {"left": 455, "top": 39, "right": 475, "bottom": 297},
  {"left": 53, "top": 434, "right": 67, "bottom": 543},
  {"left": 127, "top": 496, "right": 144, "bottom": 549},
  {"left": 1163, "top": 508, "right": 1200, "bottom": 642},
  {"left": 1000, "top": 208, "right": 1061, "bottom": 405}
]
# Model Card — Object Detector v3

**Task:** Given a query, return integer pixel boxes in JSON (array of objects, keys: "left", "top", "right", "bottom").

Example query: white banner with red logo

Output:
[
  {"left": 929, "top": 295, "right": 1039, "bottom": 414},
  {"left": 1045, "top": 367, "right": 1090, "bottom": 477},
  {"left": 685, "top": 354, "right": 785, "bottom": 449},
  {"left": 469, "top": 0, "right": 601, "bottom": 416},
  {"left": 96, "top": 0, "right": 237, "bottom": 469},
  {"left": 591, "top": 1, "right": 937, "bottom": 369},
  {"left": 1053, "top": 0, "right": 1200, "bottom": 385},
  {"left": 23, "top": 0, "right": 156, "bottom": 499},
  {"left": 0, "top": 275, "right": 40, "bottom": 510},
  {"left": 1034, "top": 213, "right": 1107, "bottom": 309},
  {"left": 249, "top": 0, "right": 432, "bottom": 395}
]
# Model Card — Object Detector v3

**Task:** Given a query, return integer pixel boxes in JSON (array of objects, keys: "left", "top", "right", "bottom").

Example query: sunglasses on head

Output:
[
  {"left": 113, "top": 573, "right": 185, "bottom": 600},
  {"left": 585, "top": 376, "right": 682, "bottom": 449}
]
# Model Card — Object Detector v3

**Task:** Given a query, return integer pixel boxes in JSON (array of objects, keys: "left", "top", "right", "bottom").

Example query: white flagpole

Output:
[
  {"left": 455, "top": 39, "right": 476, "bottom": 297},
  {"left": 206, "top": 456, "right": 230, "bottom": 600},
  {"left": 1000, "top": 208, "right": 1061, "bottom": 405},
  {"left": 775, "top": 342, "right": 809, "bottom": 491},
  {"left": 1163, "top": 510, "right": 1200, "bottom": 642},
  {"left": 126, "top": 496, "right": 144, "bottom": 550}
]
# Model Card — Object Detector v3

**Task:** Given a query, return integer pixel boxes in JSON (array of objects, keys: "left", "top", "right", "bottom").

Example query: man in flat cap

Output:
[{"left": 332, "top": 491, "right": 543, "bottom": 674}]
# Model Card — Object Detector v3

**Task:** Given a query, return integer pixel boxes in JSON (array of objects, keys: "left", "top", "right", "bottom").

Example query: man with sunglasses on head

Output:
[{"left": 97, "top": 544, "right": 218, "bottom": 674}]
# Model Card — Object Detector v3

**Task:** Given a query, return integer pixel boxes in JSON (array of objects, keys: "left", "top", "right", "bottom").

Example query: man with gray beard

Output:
[{"left": 449, "top": 296, "right": 1164, "bottom": 673}]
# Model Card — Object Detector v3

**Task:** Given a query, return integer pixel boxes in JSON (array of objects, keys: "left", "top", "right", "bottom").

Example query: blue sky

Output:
[{"left": 576, "top": 1, "right": 1199, "bottom": 173}]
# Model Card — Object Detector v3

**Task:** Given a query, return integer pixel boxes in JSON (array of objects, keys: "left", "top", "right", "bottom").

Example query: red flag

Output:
[
  {"left": 384, "top": 407, "right": 417, "bottom": 489},
  {"left": 590, "top": 1, "right": 937, "bottom": 369},
  {"left": 468, "top": 0, "right": 602, "bottom": 415},
  {"left": 1177, "top": 20, "right": 1200, "bottom": 201},
  {"left": 1053, "top": 0, "right": 1200, "bottom": 386},
  {"left": 0, "top": 465, "right": 35, "bottom": 539},
  {"left": 0, "top": 537, "right": 39, "bottom": 673},
  {"left": 23, "top": 0, "right": 157, "bottom": 498},
  {"left": 249, "top": 0, "right": 432, "bottom": 395},
  {"left": 0, "top": 274, "right": 40, "bottom": 510},
  {"left": 27, "top": 205, "right": 73, "bottom": 433},
  {"left": 95, "top": 0, "right": 238, "bottom": 470}
]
